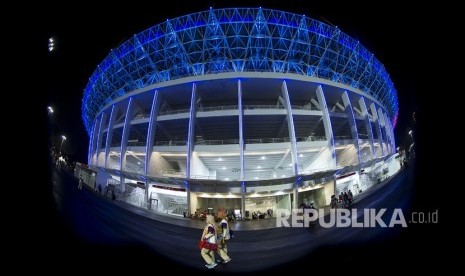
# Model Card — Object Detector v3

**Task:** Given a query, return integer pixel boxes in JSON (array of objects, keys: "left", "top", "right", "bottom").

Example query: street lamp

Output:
[
  {"left": 59, "top": 135, "right": 67, "bottom": 156},
  {"left": 48, "top": 106, "right": 54, "bottom": 115}
]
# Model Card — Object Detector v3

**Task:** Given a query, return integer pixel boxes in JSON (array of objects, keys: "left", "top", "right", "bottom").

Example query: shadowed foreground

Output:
[{"left": 45, "top": 163, "right": 427, "bottom": 273}]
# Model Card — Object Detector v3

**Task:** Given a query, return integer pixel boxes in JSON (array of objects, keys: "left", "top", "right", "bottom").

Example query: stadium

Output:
[{"left": 82, "top": 8, "right": 400, "bottom": 218}]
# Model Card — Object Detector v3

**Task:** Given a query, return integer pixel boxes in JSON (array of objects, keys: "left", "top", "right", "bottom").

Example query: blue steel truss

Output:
[{"left": 82, "top": 8, "right": 398, "bottom": 135}]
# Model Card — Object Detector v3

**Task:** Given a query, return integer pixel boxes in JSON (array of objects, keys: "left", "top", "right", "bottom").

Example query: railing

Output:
[
  {"left": 196, "top": 139, "right": 239, "bottom": 145},
  {"left": 155, "top": 140, "right": 188, "bottom": 146},
  {"left": 296, "top": 136, "right": 326, "bottom": 142},
  {"left": 199, "top": 105, "right": 239, "bottom": 112},
  {"left": 243, "top": 104, "right": 285, "bottom": 110},
  {"left": 291, "top": 105, "right": 312, "bottom": 110},
  {"left": 127, "top": 141, "right": 146, "bottom": 147},
  {"left": 245, "top": 137, "right": 290, "bottom": 143},
  {"left": 158, "top": 108, "right": 190, "bottom": 116},
  {"left": 161, "top": 169, "right": 186, "bottom": 177},
  {"left": 133, "top": 114, "right": 150, "bottom": 120},
  {"left": 153, "top": 136, "right": 326, "bottom": 147},
  {"left": 153, "top": 104, "right": 313, "bottom": 116}
]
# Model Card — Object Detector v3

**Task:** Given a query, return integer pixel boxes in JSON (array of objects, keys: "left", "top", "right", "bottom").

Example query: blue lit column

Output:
[
  {"left": 381, "top": 111, "right": 391, "bottom": 154},
  {"left": 238, "top": 80, "right": 246, "bottom": 218},
  {"left": 88, "top": 127, "right": 94, "bottom": 165},
  {"left": 316, "top": 85, "right": 336, "bottom": 169},
  {"left": 342, "top": 91, "right": 361, "bottom": 165},
  {"left": 186, "top": 83, "right": 197, "bottom": 216},
  {"left": 120, "top": 98, "right": 135, "bottom": 192},
  {"left": 370, "top": 103, "right": 384, "bottom": 157},
  {"left": 144, "top": 90, "right": 160, "bottom": 204},
  {"left": 377, "top": 108, "right": 388, "bottom": 156},
  {"left": 387, "top": 117, "right": 396, "bottom": 153},
  {"left": 383, "top": 112, "right": 394, "bottom": 154},
  {"left": 90, "top": 117, "right": 100, "bottom": 165},
  {"left": 104, "top": 105, "right": 117, "bottom": 168},
  {"left": 281, "top": 81, "right": 299, "bottom": 209},
  {"left": 95, "top": 113, "right": 107, "bottom": 166},
  {"left": 359, "top": 97, "right": 375, "bottom": 160}
]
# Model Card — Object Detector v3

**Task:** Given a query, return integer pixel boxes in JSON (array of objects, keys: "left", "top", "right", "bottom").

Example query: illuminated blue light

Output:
[{"left": 82, "top": 8, "right": 398, "bottom": 135}]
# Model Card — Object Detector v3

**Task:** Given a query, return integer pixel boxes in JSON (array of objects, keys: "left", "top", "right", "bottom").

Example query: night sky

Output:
[{"left": 41, "top": 1, "right": 422, "bottom": 163}]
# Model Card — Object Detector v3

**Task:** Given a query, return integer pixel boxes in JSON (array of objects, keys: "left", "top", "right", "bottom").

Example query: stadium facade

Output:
[{"left": 82, "top": 8, "right": 400, "bottom": 218}]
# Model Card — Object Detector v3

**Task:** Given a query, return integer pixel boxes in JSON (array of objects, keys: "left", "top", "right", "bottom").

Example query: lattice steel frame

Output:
[{"left": 82, "top": 8, "right": 398, "bottom": 135}]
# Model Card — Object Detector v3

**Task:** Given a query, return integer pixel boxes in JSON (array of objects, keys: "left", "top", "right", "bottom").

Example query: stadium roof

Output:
[{"left": 82, "top": 7, "right": 398, "bottom": 135}]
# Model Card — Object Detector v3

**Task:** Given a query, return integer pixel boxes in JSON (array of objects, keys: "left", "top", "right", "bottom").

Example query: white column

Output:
[
  {"left": 377, "top": 108, "right": 387, "bottom": 156},
  {"left": 281, "top": 81, "right": 299, "bottom": 209},
  {"left": 358, "top": 97, "right": 375, "bottom": 160},
  {"left": 383, "top": 112, "right": 394, "bottom": 154},
  {"left": 90, "top": 118, "right": 100, "bottom": 165},
  {"left": 387, "top": 117, "right": 396, "bottom": 153},
  {"left": 120, "top": 98, "right": 135, "bottom": 192},
  {"left": 238, "top": 80, "right": 245, "bottom": 180},
  {"left": 144, "top": 90, "right": 159, "bottom": 204},
  {"left": 104, "top": 105, "right": 118, "bottom": 168},
  {"left": 88, "top": 126, "right": 95, "bottom": 165},
  {"left": 316, "top": 85, "right": 336, "bottom": 169},
  {"left": 342, "top": 91, "right": 361, "bottom": 165},
  {"left": 238, "top": 80, "right": 246, "bottom": 218},
  {"left": 241, "top": 181, "right": 246, "bottom": 220},
  {"left": 381, "top": 111, "right": 391, "bottom": 154},
  {"left": 186, "top": 83, "right": 197, "bottom": 178},
  {"left": 186, "top": 83, "right": 197, "bottom": 216},
  {"left": 370, "top": 103, "right": 384, "bottom": 157},
  {"left": 95, "top": 113, "right": 107, "bottom": 166}
]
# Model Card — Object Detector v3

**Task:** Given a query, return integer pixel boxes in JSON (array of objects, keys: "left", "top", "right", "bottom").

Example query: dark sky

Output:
[{"left": 41, "top": 0, "right": 426, "bottom": 164}]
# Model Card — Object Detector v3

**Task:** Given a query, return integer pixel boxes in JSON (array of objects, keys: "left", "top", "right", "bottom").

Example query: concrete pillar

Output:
[
  {"left": 377, "top": 107, "right": 387, "bottom": 156},
  {"left": 241, "top": 181, "right": 246, "bottom": 220},
  {"left": 90, "top": 118, "right": 100, "bottom": 165},
  {"left": 186, "top": 83, "right": 197, "bottom": 179},
  {"left": 238, "top": 80, "right": 246, "bottom": 219},
  {"left": 104, "top": 105, "right": 118, "bottom": 168},
  {"left": 88, "top": 126, "right": 94, "bottom": 165},
  {"left": 95, "top": 113, "right": 107, "bottom": 165},
  {"left": 120, "top": 98, "right": 135, "bottom": 192},
  {"left": 238, "top": 80, "right": 245, "bottom": 180},
  {"left": 185, "top": 181, "right": 190, "bottom": 217},
  {"left": 281, "top": 81, "right": 299, "bottom": 209},
  {"left": 186, "top": 83, "right": 197, "bottom": 216},
  {"left": 145, "top": 90, "right": 160, "bottom": 204},
  {"left": 341, "top": 91, "right": 361, "bottom": 166},
  {"left": 370, "top": 103, "right": 384, "bottom": 157},
  {"left": 316, "top": 85, "right": 336, "bottom": 169},
  {"left": 358, "top": 97, "right": 375, "bottom": 160},
  {"left": 383, "top": 112, "right": 394, "bottom": 154},
  {"left": 387, "top": 117, "right": 396, "bottom": 153}
]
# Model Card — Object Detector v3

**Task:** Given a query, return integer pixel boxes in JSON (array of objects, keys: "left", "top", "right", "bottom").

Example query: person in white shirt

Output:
[{"left": 216, "top": 208, "right": 232, "bottom": 264}]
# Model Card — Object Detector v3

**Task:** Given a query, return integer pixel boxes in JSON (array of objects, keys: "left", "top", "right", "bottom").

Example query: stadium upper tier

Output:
[{"left": 82, "top": 8, "right": 398, "bottom": 135}]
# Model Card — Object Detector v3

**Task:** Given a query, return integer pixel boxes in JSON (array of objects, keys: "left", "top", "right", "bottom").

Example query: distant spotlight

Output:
[
  {"left": 47, "top": 106, "right": 54, "bottom": 114},
  {"left": 48, "top": 37, "right": 55, "bottom": 52},
  {"left": 61, "top": 135, "right": 67, "bottom": 141},
  {"left": 408, "top": 130, "right": 413, "bottom": 135}
]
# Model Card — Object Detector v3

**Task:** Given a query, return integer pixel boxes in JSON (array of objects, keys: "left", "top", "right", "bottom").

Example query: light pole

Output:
[{"left": 59, "top": 135, "right": 67, "bottom": 156}]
